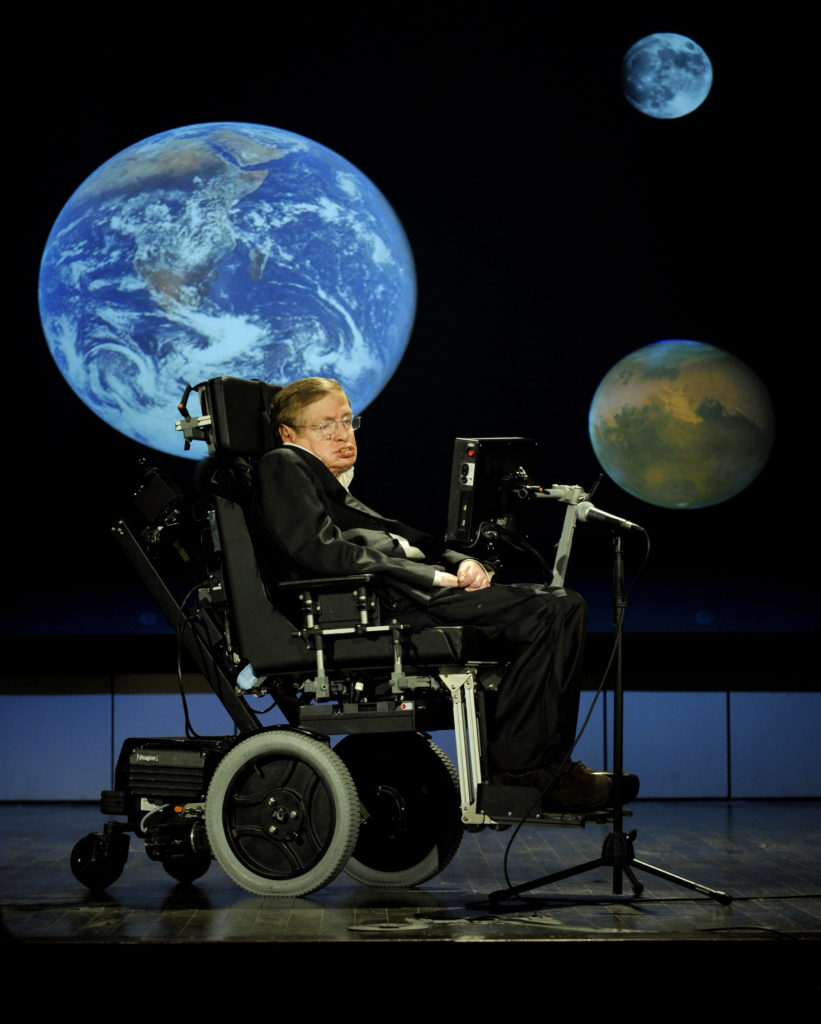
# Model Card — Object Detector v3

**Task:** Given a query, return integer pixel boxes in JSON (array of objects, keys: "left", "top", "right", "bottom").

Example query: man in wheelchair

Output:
[
  {"left": 250, "top": 376, "right": 611, "bottom": 813},
  {"left": 71, "top": 372, "right": 636, "bottom": 898}
]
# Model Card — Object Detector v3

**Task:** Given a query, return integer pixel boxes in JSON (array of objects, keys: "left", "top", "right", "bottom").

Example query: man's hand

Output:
[
  {"left": 436, "top": 561, "right": 491, "bottom": 590},
  {"left": 456, "top": 559, "right": 491, "bottom": 591},
  {"left": 437, "top": 572, "right": 460, "bottom": 587}
]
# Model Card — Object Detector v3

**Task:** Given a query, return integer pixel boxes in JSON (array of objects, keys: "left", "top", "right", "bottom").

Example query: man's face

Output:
[{"left": 279, "top": 391, "right": 357, "bottom": 478}]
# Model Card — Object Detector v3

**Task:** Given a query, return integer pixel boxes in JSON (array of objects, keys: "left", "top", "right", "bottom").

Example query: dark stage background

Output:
[{"left": 12, "top": 4, "right": 817, "bottom": 639}]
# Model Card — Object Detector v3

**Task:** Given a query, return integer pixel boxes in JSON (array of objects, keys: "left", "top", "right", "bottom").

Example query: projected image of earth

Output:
[
  {"left": 38, "top": 122, "right": 416, "bottom": 458},
  {"left": 588, "top": 341, "right": 774, "bottom": 509}
]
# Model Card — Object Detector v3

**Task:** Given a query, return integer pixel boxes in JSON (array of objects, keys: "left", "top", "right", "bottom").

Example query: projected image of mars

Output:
[
  {"left": 38, "top": 122, "right": 416, "bottom": 458},
  {"left": 588, "top": 341, "right": 774, "bottom": 509}
]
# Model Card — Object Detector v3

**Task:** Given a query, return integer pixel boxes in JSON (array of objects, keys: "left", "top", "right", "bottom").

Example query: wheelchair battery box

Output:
[
  {"left": 115, "top": 737, "right": 231, "bottom": 802},
  {"left": 300, "top": 700, "right": 449, "bottom": 736}
]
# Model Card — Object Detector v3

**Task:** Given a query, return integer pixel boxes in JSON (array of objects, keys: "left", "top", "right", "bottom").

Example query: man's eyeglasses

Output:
[{"left": 290, "top": 416, "right": 361, "bottom": 440}]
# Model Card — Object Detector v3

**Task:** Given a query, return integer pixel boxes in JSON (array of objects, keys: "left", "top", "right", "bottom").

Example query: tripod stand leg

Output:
[
  {"left": 622, "top": 864, "right": 644, "bottom": 896},
  {"left": 488, "top": 857, "right": 607, "bottom": 903},
  {"left": 486, "top": 830, "right": 730, "bottom": 904},
  {"left": 631, "top": 859, "right": 732, "bottom": 905}
]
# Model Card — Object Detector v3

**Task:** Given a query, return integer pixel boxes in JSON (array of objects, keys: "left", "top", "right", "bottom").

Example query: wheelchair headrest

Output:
[{"left": 178, "top": 377, "right": 282, "bottom": 456}]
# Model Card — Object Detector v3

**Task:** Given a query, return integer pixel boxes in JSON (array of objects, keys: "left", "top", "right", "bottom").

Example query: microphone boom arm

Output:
[
  {"left": 513, "top": 482, "right": 589, "bottom": 586},
  {"left": 513, "top": 481, "right": 645, "bottom": 585}
]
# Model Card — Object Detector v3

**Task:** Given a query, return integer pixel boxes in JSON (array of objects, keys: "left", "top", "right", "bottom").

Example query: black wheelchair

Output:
[{"left": 71, "top": 376, "right": 621, "bottom": 898}]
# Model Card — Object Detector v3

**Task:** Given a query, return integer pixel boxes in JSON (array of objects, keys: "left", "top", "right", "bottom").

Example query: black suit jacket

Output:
[{"left": 250, "top": 445, "right": 469, "bottom": 606}]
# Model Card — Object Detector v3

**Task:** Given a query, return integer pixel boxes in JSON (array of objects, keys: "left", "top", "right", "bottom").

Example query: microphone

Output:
[{"left": 576, "top": 501, "right": 644, "bottom": 532}]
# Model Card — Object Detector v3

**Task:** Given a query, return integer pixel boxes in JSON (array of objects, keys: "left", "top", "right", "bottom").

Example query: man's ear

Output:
[{"left": 279, "top": 423, "right": 294, "bottom": 443}]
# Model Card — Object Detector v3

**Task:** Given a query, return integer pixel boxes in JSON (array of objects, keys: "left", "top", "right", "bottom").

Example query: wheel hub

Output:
[{"left": 266, "top": 790, "right": 303, "bottom": 840}]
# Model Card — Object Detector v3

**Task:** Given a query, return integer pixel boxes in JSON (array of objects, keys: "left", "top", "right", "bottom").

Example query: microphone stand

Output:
[{"left": 485, "top": 490, "right": 732, "bottom": 906}]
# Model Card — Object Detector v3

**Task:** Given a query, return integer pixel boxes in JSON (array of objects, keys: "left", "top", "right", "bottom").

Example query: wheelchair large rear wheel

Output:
[
  {"left": 205, "top": 730, "right": 359, "bottom": 897},
  {"left": 335, "top": 733, "right": 463, "bottom": 887}
]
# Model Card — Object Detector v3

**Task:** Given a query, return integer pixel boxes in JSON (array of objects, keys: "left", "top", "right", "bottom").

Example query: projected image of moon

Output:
[
  {"left": 588, "top": 341, "right": 774, "bottom": 509},
  {"left": 621, "top": 33, "right": 713, "bottom": 119},
  {"left": 38, "top": 122, "right": 416, "bottom": 458}
]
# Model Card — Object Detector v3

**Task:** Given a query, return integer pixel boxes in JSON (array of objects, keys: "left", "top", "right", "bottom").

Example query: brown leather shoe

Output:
[
  {"left": 577, "top": 765, "right": 640, "bottom": 804},
  {"left": 541, "top": 761, "right": 612, "bottom": 811}
]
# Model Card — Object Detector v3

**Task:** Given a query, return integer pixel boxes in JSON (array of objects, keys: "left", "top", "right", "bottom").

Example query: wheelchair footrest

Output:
[{"left": 477, "top": 783, "right": 630, "bottom": 828}]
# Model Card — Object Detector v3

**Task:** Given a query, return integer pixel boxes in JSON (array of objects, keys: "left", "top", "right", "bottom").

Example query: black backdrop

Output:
[{"left": 12, "top": 4, "right": 816, "bottom": 637}]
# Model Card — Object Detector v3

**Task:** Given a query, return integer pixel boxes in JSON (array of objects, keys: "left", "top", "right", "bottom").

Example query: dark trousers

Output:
[{"left": 401, "top": 584, "right": 588, "bottom": 772}]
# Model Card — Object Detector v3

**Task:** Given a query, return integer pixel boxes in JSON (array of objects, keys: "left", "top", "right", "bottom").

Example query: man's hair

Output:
[{"left": 272, "top": 377, "right": 346, "bottom": 428}]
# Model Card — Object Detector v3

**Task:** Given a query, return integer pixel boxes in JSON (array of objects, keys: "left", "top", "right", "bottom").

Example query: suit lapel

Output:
[{"left": 285, "top": 443, "right": 426, "bottom": 543}]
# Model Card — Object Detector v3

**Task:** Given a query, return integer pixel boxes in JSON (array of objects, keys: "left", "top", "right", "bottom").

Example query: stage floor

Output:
[{"left": 2, "top": 800, "right": 820, "bottom": 964}]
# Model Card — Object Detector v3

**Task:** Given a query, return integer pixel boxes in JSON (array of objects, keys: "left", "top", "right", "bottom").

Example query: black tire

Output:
[
  {"left": 335, "top": 733, "right": 463, "bottom": 887},
  {"left": 71, "top": 829, "right": 130, "bottom": 891},
  {"left": 205, "top": 730, "right": 359, "bottom": 897},
  {"left": 161, "top": 848, "right": 212, "bottom": 884}
]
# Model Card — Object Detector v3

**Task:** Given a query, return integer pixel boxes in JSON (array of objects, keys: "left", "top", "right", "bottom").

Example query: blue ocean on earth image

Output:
[{"left": 38, "top": 122, "right": 417, "bottom": 458}]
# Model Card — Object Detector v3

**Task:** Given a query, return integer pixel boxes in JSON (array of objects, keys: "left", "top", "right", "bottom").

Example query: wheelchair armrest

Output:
[{"left": 277, "top": 575, "right": 375, "bottom": 593}]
